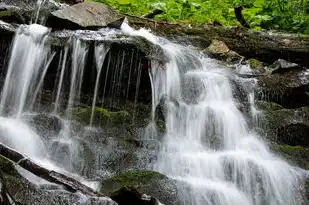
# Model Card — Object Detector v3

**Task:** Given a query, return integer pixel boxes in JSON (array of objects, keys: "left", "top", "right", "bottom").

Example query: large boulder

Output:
[
  {"left": 256, "top": 101, "right": 309, "bottom": 146},
  {"left": 47, "top": 2, "right": 123, "bottom": 30},
  {"left": 100, "top": 170, "right": 179, "bottom": 205},
  {"left": 256, "top": 67, "right": 309, "bottom": 108}
]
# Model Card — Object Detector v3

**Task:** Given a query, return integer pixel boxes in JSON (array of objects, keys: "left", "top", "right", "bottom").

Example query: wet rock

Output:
[
  {"left": 257, "top": 68, "right": 309, "bottom": 108},
  {"left": 100, "top": 171, "right": 179, "bottom": 205},
  {"left": 47, "top": 2, "right": 123, "bottom": 30},
  {"left": 205, "top": 40, "right": 242, "bottom": 62},
  {"left": 248, "top": 58, "right": 265, "bottom": 74},
  {"left": 269, "top": 59, "right": 303, "bottom": 74},
  {"left": 110, "top": 187, "right": 158, "bottom": 205},
  {"left": 0, "top": 0, "right": 65, "bottom": 24},
  {"left": 256, "top": 101, "right": 309, "bottom": 146},
  {"left": 25, "top": 113, "right": 63, "bottom": 139},
  {"left": 70, "top": 107, "right": 131, "bottom": 126},
  {"left": 271, "top": 144, "right": 309, "bottom": 170}
]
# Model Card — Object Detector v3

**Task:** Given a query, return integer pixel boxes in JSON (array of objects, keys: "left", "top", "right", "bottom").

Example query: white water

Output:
[
  {"left": 90, "top": 44, "right": 110, "bottom": 126},
  {"left": 0, "top": 21, "right": 305, "bottom": 204},
  {"left": 0, "top": 24, "right": 51, "bottom": 117},
  {"left": 121, "top": 23, "right": 304, "bottom": 205}
]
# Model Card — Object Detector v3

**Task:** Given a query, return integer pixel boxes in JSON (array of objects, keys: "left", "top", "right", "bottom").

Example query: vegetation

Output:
[{"left": 91, "top": 0, "right": 309, "bottom": 34}]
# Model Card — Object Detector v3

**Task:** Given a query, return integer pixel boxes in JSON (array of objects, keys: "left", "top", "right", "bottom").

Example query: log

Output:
[{"left": 0, "top": 143, "right": 102, "bottom": 197}]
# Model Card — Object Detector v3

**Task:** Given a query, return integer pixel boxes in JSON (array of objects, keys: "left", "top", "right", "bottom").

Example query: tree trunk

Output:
[{"left": 0, "top": 143, "right": 102, "bottom": 197}]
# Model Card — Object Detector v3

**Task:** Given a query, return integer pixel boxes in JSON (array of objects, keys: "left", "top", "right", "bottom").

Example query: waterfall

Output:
[
  {"left": 121, "top": 23, "right": 304, "bottom": 205},
  {"left": 0, "top": 24, "right": 52, "bottom": 117}
]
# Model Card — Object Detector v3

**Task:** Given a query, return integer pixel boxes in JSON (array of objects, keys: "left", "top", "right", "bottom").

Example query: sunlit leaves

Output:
[{"left": 93, "top": 0, "right": 309, "bottom": 34}]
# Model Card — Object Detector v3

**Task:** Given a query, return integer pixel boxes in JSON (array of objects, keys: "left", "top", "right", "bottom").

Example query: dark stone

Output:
[
  {"left": 110, "top": 187, "right": 157, "bottom": 205},
  {"left": 270, "top": 59, "right": 303, "bottom": 74},
  {"left": 256, "top": 102, "right": 309, "bottom": 147},
  {"left": 100, "top": 171, "right": 179, "bottom": 205},
  {"left": 257, "top": 69, "right": 309, "bottom": 109}
]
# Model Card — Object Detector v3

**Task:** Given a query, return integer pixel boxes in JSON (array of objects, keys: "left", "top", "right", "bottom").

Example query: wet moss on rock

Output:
[
  {"left": 70, "top": 107, "right": 131, "bottom": 125},
  {"left": 255, "top": 100, "right": 284, "bottom": 111},
  {"left": 0, "top": 155, "right": 19, "bottom": 176}
]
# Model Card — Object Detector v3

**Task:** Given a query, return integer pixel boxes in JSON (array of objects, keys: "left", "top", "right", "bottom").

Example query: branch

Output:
[
  {"left": 142, "top": 9, "right": 164, "bottom": 19},
  {"left": 234, "top": 6, "right": 251, "bottom": 28},
  {"left": 0, "top": 143, "right": 101, "bottom": 197}
]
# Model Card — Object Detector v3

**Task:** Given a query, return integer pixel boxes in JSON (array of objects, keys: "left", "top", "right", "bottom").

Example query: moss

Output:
[
  {"left": 272, "top": 144, "right": 309, "bottom": 159},
  {"left": 248, "top": 58, "right": 263, "bottom": 69},
  {"left": 100, "top": 170, "right": 166, "bottom": 194},
  {"left": 255, "top": 100, "right": 284, "bottom": 111},
  {"left": 261, "top": 108, "right": 294, "bottom": 129},
  {"left": 0, "top": 155, "right": 19, "bottom": 176},
  {"left": 71, "top": 107, "right": 131, "bottom": 125}
]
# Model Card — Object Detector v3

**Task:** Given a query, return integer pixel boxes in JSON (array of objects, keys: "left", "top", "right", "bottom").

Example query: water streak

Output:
[
  {"left": 0, "top": 24, "right": 51, "bottom": 117},
  {"left": 90, "top": 44, "right": 110, "bottom": 126}
]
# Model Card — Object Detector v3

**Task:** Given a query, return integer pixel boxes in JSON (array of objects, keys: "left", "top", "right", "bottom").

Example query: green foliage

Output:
[{"left": 91, "top": 0, "right": 309, "bottom": 34}]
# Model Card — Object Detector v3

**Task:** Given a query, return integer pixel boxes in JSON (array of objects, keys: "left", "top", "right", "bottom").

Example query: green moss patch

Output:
[
  {"left": 255, "top": 101, "right": 284, "bottom": 111},
  {"left": 70, "top": 107, "right": 131, "bottom": 125},
  {"left": 100, "top": 170, "right": 166, "bottom": 194},
  {"left": 0, "top": 155, "right": 19, "bottom": 176},
  {"left": 248, "top": 58, "right": 263, "bottom": 70}
]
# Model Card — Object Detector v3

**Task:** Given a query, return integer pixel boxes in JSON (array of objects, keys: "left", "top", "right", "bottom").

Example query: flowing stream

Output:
[{"left": 0, "top": 19, "right": 306, "bottom": 204}]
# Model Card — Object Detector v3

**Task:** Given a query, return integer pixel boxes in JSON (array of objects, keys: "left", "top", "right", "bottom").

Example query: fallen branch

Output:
[
  {"left": 234, "top": 6, "right": 250, "bottom": 28},
  {"left": 0, "top": 143, "right": 101, "bottom": 197},
  {"left": 142, "top": 9, "right": 164, "bottom": 19}
]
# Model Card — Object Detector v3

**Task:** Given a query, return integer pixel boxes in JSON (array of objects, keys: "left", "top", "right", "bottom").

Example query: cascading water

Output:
[
  {"left": 121, "top": 23, "right": 305, "bottom": 205},
  {"left": 0, "top": 15, "right": 306, "bottom": 204}
]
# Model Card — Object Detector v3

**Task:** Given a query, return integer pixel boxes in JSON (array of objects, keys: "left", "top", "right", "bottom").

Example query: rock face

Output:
[
  {"left": 47, "top": 2, "right": 123, "bottom": 30},
  {"left": 100, "top": 171, "right": 179, "bottom": 205},
  {"left": 257, "top": 67, "right": 309, "bottom": 108},
  {"left": 256, "top": 101, "right": 309, "bottom": 146}
]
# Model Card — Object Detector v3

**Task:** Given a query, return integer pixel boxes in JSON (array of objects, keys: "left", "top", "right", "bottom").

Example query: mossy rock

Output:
[
  {"left": 0, "top": 155, "right": 19, "bottom": 176},
  {"left": 248, "top": 59, "right": 263, "bottom": 70},
  {"left": 271, "top": 144, "right": 309, "bottom": 170},
  {"left": 70, "top": 107, "right": 131, "bottom": 126},
  {"left": 100, "top": 170, "right": 179, "bottom": 205},
  {"left": 255, "top": 100, "right": 284, "bottom": 111}
]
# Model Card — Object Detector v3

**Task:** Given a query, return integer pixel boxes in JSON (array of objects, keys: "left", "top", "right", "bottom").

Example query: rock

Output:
[
  {"left": 271, "top": 144, "right": 309, "bottom": 170},
  {"left": 47, "top": 2, "right": 123, "bottom": 30},
  {"left": 110, "top": 187, "right": 158, "bottom": 205},
  {"left": 25, "top": 113, "right": 63, "bottom": 139},
  {"left": 0, "top": 155, "right": 117, "bottom": 205},
  {"left": 100, "top": 170, "right": 179, "bottom": 205},
  {"left": 205, "top": 40, "right": 242, "bottom": 62},
  {"left": 0, "top": 0, "right": 65, "bottom": 24},
  {"left": 257, "top": 68, "right": 309, "bottom": 108},
  {"left": 70, "top": 107, "right": 131, "bottom": 126},
  {"left": 269, "top": 59, "right": 303, "bottom": 74},
  {"left": 248, "top": 58, "right": 265, "bottom": 74},
  {"left": 256, "top": 101, "right": 309, "bottom": 146}
]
